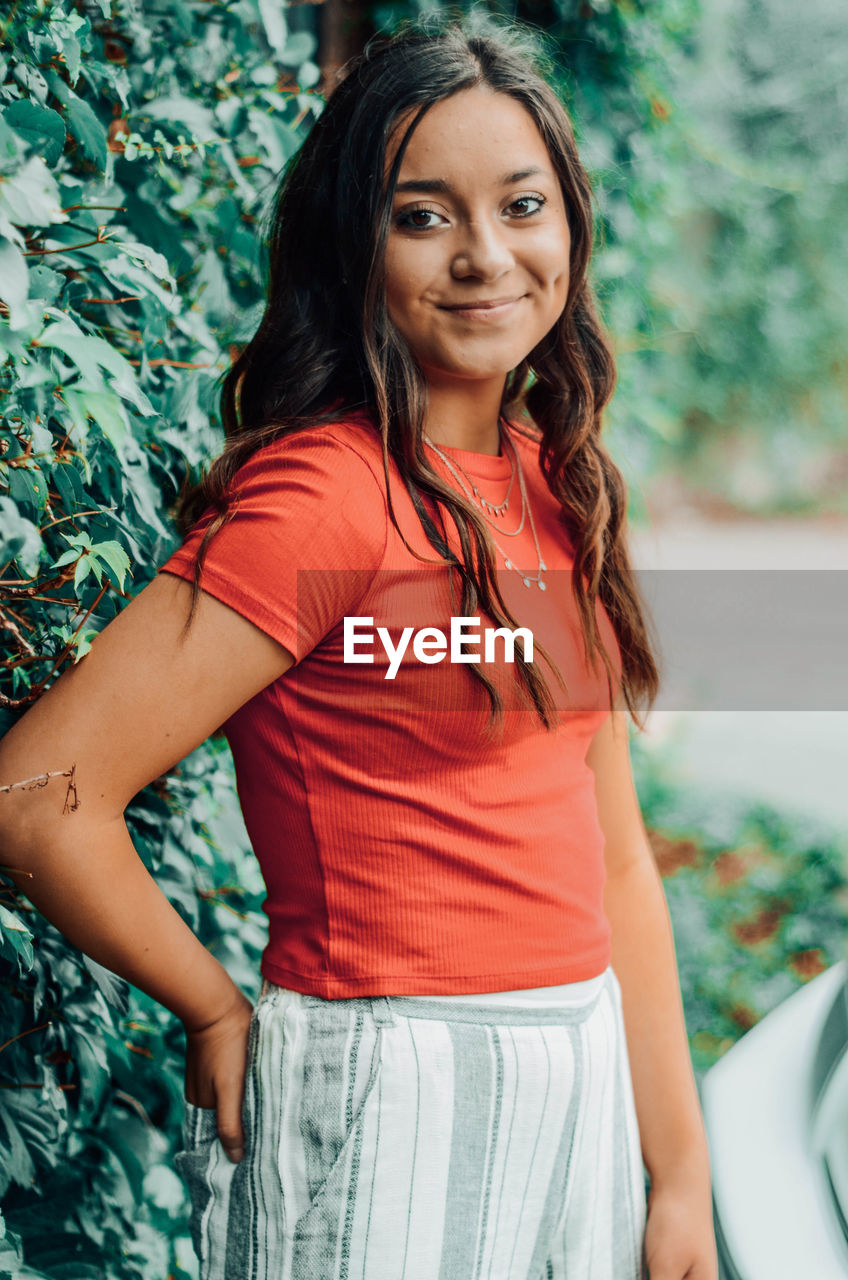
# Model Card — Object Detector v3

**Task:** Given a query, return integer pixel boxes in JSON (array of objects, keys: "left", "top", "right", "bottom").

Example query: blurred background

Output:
[{"left": 0, "top": 0, "right": 846, "bottom": 1274}]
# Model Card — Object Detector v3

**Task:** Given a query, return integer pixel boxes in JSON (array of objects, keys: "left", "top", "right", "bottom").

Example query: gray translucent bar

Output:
[
  {"left": 635, "top": 570, "right": 848, "bottom": 710},
  {"left": 293, "top": 568, "right": 848, "bottom": 712}
]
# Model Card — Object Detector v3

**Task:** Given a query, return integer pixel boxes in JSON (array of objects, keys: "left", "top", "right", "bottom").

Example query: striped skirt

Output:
[{"left": 176, "top": 966, "right": 647, "bottom": 1279}]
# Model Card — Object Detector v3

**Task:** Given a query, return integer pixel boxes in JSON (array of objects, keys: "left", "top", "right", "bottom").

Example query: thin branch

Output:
[
  {"left": 0, "top": 1022, "right": 52, "bottom": 1056},
  {"left": 0, "top": 1083, "right": 77, "bottom": 1090},
  {"left": 80, "top": 295, "right": 141, "bottom": 305},
  {"left": 126, "top": 358, "right": 213, "bottom": 369},
  {"left": 42, "top": 508, "right": 115, "bottom": 530},
  {"left": 114, "top": 1089, "right": 154, "bottom": 1127},
  {"left": 0, "top": 613, "right": 37, "bottom": 657},
  {"left": 0, "top": 581, "right": 108, "bottom": 707},
  {"left": 62, "top": 204, "right": 127, "bottom": 213},
  {"left": 23, "top": 237, "right": 105, "bottom": 258},
  {"left": 0, "top": 575, "right": 75, "bottom": 593}
]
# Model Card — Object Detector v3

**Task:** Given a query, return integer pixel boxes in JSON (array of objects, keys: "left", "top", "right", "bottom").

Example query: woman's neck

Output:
[{"left": 421, "top": 377, "right": 506, "bottom": 456}]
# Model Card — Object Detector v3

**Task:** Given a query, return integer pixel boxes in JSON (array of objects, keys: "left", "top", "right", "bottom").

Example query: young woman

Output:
[{"left": 0, "top": 15, "right": 718, "bottom": 1280}]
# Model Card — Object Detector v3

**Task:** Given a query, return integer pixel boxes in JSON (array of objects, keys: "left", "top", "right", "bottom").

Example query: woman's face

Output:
[{"left": 383, "top": 86, "right": 571, "bottom": 391}]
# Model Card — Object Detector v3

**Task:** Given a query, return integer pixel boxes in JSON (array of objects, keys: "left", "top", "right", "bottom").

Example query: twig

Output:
[
  {"left": 0, "top": 613, "right": 37, "bottom": 657},
  {"left": 81, "top": 295, "right": 141, "bottom": 305},
  {"left": 24, "top": 580, "right": 107, "bottom": 694},
  {"left": 0, "top": 1022, "right": 52, "bottom": 1056},
  {"left": 0, "top": 764, "right": 79, "bottom": 814},
  {"left": 125, "top": 358, "right": 213, "bottom": 369},
  {"left": 62, "top": 204, "right": 127, "bottom": 213},
  {"left": 23, "top": 236, "right": 107, "bottom": 258},
  {"left": 0, "top": 1082, "right": 76, "bottom": 1090},
  {"left": 114, "top": 1089, "right": 154, "bottom": 1127}
]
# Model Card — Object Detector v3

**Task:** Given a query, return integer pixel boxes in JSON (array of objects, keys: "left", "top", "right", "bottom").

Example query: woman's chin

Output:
[{"left": 418, "top": 350, "right": 530, "bottom": 385}]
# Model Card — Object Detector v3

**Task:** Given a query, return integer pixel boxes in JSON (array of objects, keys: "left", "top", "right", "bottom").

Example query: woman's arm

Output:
[
  {"left": 0, "top": 570, "right": 295, "bottom": 1159},
  {"left": 586, "top": 708, "right": 718, "bottom": 1280}
]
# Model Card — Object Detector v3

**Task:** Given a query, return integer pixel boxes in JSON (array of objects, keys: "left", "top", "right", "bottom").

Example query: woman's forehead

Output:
[{"left": 385, "top": 87, "right": 553, "bottom": 185}]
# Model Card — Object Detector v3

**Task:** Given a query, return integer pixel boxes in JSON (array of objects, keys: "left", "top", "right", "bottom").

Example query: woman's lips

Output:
[{"left": 439, "top": 296, "right": 525, "bottom": 320}]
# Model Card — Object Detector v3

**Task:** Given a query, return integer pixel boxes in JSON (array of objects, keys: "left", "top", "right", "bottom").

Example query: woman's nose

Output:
[{"left": 450, "top": 218, "right": 515, "bottom": 282}]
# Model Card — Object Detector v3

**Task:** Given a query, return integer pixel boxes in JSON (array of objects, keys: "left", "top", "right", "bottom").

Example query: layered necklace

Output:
[{"left": 423, "top": 418, "right": 548, "bottom": 591}]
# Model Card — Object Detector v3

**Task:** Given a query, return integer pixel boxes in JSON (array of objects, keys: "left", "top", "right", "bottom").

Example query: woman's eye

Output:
[
  {"left": 508, "top": 194, "right": 547, "bottom": 218},
  {"left": 395, "top": 206, "right": 445, "bottom": 231}
]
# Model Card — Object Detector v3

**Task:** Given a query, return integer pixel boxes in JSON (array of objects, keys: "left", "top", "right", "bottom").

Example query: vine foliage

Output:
[{"left": 0, "top": 0, "right": 320, "bottom": 1273}]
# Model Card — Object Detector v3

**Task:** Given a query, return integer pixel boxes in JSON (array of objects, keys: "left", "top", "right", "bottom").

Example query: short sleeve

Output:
[{"left": 157, "top": 427, "right": 388, "bottom": 663}]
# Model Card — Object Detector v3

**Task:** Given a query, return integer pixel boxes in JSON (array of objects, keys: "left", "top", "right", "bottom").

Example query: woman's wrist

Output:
[
  {"left": 646, "top": 1135, "right": 713, "bottom": 1198},
  {"left": 178, "top": 964, "right": 249, "bottom": 1034}
]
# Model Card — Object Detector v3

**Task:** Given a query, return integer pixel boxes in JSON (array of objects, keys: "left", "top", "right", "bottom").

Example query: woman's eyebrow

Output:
[{"left": 393, "top": 166, "right": 550, "bottom": 195}]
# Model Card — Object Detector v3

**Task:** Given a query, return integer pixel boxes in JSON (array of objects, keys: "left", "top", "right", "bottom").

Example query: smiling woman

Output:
[
  {"left": 384, "top": 88, "right": 572, "bottom": 427},
  {"left": 0, "top": 11, "right": 717, "bottom": 1280}
]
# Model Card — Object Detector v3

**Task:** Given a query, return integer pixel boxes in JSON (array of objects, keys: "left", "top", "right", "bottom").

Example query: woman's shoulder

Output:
[
  {"left": 240, "top": 409, "right": 542, "bottom": 484},
  {"left": 230, "top": 410, "right": 387, "bottom": 495},
  {"left": 305, "top": 410, "right": 386, "bottom": 469}
]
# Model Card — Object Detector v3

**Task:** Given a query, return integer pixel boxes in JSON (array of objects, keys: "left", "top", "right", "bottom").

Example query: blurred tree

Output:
[{"left": 646, "top": 0, "right": 848, "bottom": 512}]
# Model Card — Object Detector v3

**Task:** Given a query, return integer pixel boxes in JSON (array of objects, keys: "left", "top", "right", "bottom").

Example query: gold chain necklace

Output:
[
  {"left": 423, "top": 422, "right": 548, "bottom": 590},
  {"left": 423, "top": 426, "right": 517, "bottom": 518}
]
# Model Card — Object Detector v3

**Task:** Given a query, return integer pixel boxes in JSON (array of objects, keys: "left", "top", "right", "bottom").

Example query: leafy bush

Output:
[
  {"left": 0, "top": 0, "right": 319, "bottom": 1273},
  {"left": 632, "top": 735, "right": 848, "bottom": 1077}
]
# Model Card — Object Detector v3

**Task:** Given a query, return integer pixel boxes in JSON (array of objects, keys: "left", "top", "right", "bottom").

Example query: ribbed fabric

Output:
[{"left": 158, "top": 411, "right": 623, "bottom": 998}]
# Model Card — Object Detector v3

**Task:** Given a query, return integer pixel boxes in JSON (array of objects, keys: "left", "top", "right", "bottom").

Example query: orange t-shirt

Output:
[{"left": 157, "top": 411, "right": 621, "bottom": 997}]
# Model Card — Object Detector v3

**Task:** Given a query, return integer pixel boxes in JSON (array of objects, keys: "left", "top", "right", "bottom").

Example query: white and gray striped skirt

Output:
[{"left": 176, "top": 965, "right": 647, "bottom": 1279}]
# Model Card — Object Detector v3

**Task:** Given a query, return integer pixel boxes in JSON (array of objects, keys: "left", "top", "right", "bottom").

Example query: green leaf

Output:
[
  {"left": 278, "top": 31, "right": 317, "bottom": 68},
  {"left": 52, "top": 547, "right": 83, "bottom": 567},
  {"left": 91, "top": 538, "right": 131, "bottom": 589},
  {"left": 74, "top": 553, "right": 97, "bottom": 589},
  {"left": 6, "top": 465, "right": 48, "bottom": 519},
  {"left": 0, "top": 1211, "right": 24, "bottom": 1274},
  {"left": 258, "top": 0, "right": 288, "bottom": 58},
  {"left": 0, "top": 1106, "right": 37, "bottom": 1194},
  {"left": 101, "top": 254, "right": 180, "bottom": 313},
  {"left": 0, "top": 496, "right": 43, "bottom": 577},
  {"left": 63, "top": 388, "right": 129, "bottom": 448},
  {"left": 3, "top": 100, "right": 67, "bottom": 167},
  {"left": 28, "top": 263, "right": 64, "bottom": 304},
  {"left": 83, "top": 956, "right": 129, "bottom": 1012},
  {"left": 58, "top": 529, "right": 92, "bottom": 547},
  {"left": 36, "top": 319, "right": 153, "bottom": 416},
  {"left": 143, "top": 97, "right": 216, "bottom": 138},
  {"left": 71, "top": 626, "right": 100, "bottom": 660},
  {"left": 49, "top": 77, "right": 107, "bottom": 171},
  {"left": 67, "top": 96, "right": 108, "bottom": 170},
  {"left": 108, "top": 239, "right": 174, "bottom": 285},
  {"left": 0, "top": 238, "right": 29, "bottom": 310},
  {"left": 50, "top": 459, "right": 78, "bottom": 513},
  {"left": 0, "top": 903, "right": 35, "bottom": 973},
  {"left": 0, "top": 155, "right": 65, "bottom": 228},
  {"left": 297, "top": 60, "right": 322, "bottom": 91},
  {"left": 0, "top": 113, "right": 26, "bottom": 169},
  {"left": 48, "top": 13, "right": 89, "bottom": 87}
]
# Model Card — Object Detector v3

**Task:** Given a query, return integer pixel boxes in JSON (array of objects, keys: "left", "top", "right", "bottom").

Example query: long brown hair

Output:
[{"left": 171, "top": 11, "right": 660, "bottom": 736}]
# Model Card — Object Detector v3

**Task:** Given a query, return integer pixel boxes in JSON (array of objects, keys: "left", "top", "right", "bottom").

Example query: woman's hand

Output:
[
  {"left": 643, "top": 1172, "right": 719, "bottom": 1280},
  {"left": 184, "top": 987, "right": 255, "bottom": 1163}
]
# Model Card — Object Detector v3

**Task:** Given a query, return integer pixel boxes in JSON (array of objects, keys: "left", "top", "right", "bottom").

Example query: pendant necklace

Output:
[
  {"left": 432, "top": 433, "right": 517, "bottom": 518},
  {"left": 423, "top": 420, "right": 548, "bottom": 590}
]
